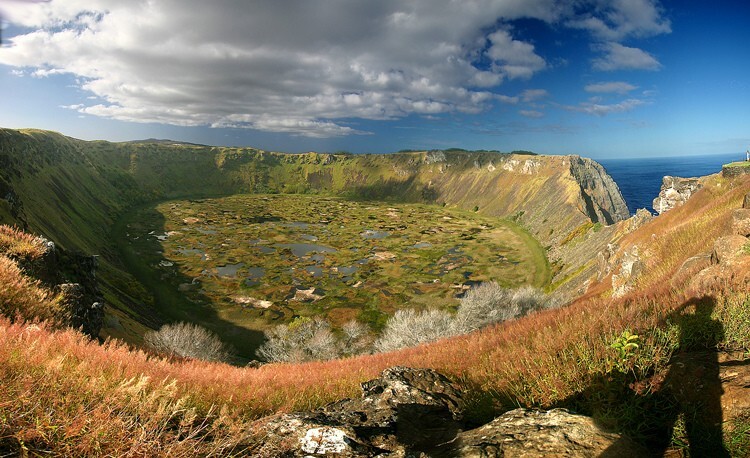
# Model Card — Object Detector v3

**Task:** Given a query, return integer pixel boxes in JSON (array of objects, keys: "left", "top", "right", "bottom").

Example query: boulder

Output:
[
  {"left": 611, "top": 245, "right": 644, "bottom": 298},
  {"left": 252, "top": 367, "right": 464, "bottom": 456},
  {"left": 744, "top": 192, "right": 750, "bottom": 209},
  {"left": 652, "top": 176, "right": 702, "bottom": 215},
  {"left": 455, "top": 408, "right": 645, "bottom": 457},
  {"left": 596, "top": 243, "right": 617, "bottom": 281},
  {"left": 672, "top": 254, "right": 712, "bottom": 286},
  {"left": 711, "top": 235, "right": 749, "bottom": 265},
  {"left": 251, "top": 367, "right": 645, "bottom": 457},
  {"left": 731, "top": 208, "right": 750, "bottom": 237},
  {"left": 627, "top": 208, "right": 653, "bottom": 232},
  {"left": 291, "top": 287, "right": 324, "bottom": 302}
]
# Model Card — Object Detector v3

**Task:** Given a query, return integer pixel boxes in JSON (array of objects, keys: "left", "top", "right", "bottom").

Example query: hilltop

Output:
[{"left": 0, "top": 127, "right": 748, "bottom": 455}]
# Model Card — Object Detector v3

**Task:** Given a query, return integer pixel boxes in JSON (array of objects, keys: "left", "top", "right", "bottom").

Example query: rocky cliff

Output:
[
  {"left": 568, "top": 155, "right": 630, "bottom": 224},
  {"left": 0, "top": 227, "right": 104, "bottom": 338},
  {"left": 652, "top": 175, "right": 704, "bottom": 214}
]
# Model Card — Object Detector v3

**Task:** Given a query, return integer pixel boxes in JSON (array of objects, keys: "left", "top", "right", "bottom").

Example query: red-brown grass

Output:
[
  {"left": 0, "top": 255, "right": 64, "bottom": 324},
  {"left": 1, "top": 178, "right": 749, "bottom": 455},
  {"left": 0, "top": 225, "right": 47, "bottom": 260}
]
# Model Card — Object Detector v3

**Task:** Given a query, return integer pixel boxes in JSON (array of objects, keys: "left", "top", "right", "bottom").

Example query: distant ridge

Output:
[{"left": 126, "top": 138, "right": 209, "bottom": 147}]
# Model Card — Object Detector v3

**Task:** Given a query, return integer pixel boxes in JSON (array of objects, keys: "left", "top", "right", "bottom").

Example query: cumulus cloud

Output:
[
  {"left": 485, "top": 29, "right": 546, "bottom": 79},
  {"left": 0, "top": 0, "right": 670, "bottom": 137},
  {"left": 519, "top": 110, "right": 544, "bottom": 118},
  {"left": 592, "top": 43, "right": 662, "bottom": 71},
  {"left": 584, "top": 81, "right": 637, "bottom": 94},
  {"left": 520, "top": 89, "right": 549, "bottom": 102},
  {"left": 568, "top": 0, "right": 671, "bottom": 41},
  {"left": 565, "top": 98, "right": 646, "bottom": 116},
  {"left": 1, "top": 0, "right": 567, "bottom": 136}
]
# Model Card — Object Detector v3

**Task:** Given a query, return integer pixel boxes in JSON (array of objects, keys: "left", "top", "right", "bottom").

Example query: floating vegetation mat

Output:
[{"left": 118, "top": 194, "right": 548, "bottom": 353}]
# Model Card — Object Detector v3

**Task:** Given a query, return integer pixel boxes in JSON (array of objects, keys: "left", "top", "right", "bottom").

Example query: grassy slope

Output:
[{"left": 1, "top": 176, "right": 748, "bottom": 455}]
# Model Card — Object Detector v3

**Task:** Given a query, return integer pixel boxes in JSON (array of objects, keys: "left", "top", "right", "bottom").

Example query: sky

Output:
[{"left": 0, "top": 0, "right": 749, "bottom": 159}]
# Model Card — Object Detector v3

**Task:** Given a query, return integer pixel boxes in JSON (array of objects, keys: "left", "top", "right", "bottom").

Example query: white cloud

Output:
[
  {"left": 584, "top": 81, "right": 637, "bottom": 94},
  {"left": 519, "top": 110, "right": 544, "bottom": 118},
  {"left": 521, "top": 89, "right": 549, "bottom": 102},
  {"left": 568, "top": 0, "right": 671, "bottom": 41},
  {"left": 1, "top": 0, "right": 568, "bottom": 137},
  {"left": 565, "top": 98, "right": 646, "bottom": 116},
  {"left": 485, "top": 29, "right": 547, "bottom": 79},
  {"left": 592, "top": 43, "right": 662, "bottom": 71},
  {"left": 0, "top": 0, "right": 670, "bottom": 137}
]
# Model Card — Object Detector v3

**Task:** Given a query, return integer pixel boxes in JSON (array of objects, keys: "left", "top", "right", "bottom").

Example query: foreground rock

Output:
[
  {"left": 731, "top": 208, "right": 750, "bottom": 237},
  {"left": 251, "top": 367, "right": 643, "bottom": 457},
  {"left": 455, "top": 408, "right": 642, "bottom": 457}
]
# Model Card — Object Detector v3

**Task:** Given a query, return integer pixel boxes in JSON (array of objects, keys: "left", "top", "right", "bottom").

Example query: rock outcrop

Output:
[
  {"left": 611, "top": 245, "right": 644, "bottom": 298},
  {"left": 652, "top": 176, "right": 703, "bottom": 215},
  {"left": 455, "top": 408, "right": 643, "bottom": 457},
  {"left": 9, "top": 236, "right": 105, "bottom": 338},
  {"left": 568, "top": 156, "right": 630, "bottom": 224},
  {"left": 731, "top": 208, "right": 750, "bottom": 237},
  {"left": 252, "top": 367, "right": 643, "bottom": 457},
  {"left": 722, "top": 162, "right": 750, "bottom": 178}
]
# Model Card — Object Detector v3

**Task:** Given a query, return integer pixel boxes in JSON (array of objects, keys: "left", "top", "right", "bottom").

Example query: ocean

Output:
[{"left": 598, "top": 152, "right": 743, "bottom": 215}]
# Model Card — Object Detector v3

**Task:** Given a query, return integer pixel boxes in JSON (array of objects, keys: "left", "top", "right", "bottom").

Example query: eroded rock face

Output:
[
  {"left": 652, "top": 176, "right": 702, "bottom": 215},
  {"left": 611, "top": 245, "right": 644, "bottom": 298},
  {"left": 568, "top": 156, "right": 630, "bottom": 225},
  {"left": 252, "top": 367, "right": 643, "bottom": 457}
]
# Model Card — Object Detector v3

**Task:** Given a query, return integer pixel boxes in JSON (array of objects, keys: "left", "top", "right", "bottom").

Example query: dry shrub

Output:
[
  {"left": 257, "top": 317, "right": 341, "bottom": 362},
  {"left": 452, "top": 283, "right": 556, "bottom": 334},
  {"left": 0, "top": 224, "right": 48, "bottom": 260},
  {"left": 0, "top": 254, "right": 63, "bottom": 323},
  {"left": 374, "top": 308, "right": 454, "bottom": 352},
  {"left": 145, "top": 322, "right": 232, "bottom": 363},
  {"left": 374, "top": 284, "right": 556, "bottom": 353}
]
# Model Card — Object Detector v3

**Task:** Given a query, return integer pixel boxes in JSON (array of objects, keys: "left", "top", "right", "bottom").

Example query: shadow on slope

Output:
[
  {"left": 112, "top": 203, "right": 263, "bottom": 363},
  {"left": 566, "top": 296, "right": 733, "bottom": 456}
]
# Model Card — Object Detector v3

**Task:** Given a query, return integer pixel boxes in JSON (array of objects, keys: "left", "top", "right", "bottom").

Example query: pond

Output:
[{"left": 116, "top": 193, "right": 549, "bottom": 358}]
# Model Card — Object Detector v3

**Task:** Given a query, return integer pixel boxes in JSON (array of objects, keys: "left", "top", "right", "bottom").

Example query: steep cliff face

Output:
[{"left": 568, "top": 155, "right": 630, "bottom": 224}]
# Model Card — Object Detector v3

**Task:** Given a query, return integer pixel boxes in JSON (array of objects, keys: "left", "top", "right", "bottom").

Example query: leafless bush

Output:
[
  {"left": 144, "top": 322, "right": 231, "bottom": 363},
  {"left": 372, "top": 283, "right": 559, "bottom": 354},
  {"left": 374, "top": 308, "right": 454, "bottom": 352},
  {"left": 340, "top": 320, "right": 373, "bottom": 356},
  {"left": 452, "top": 283, "right": 554, "bottom": 334},
  {"left": 256, "top": 317, "right": 341, "bottom": 362}
]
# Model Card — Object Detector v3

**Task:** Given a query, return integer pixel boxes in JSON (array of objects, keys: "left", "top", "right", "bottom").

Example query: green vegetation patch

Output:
[
  {"left": 115, "top": 194, "right": 549, "bottom": 357},
  {"left": 724, "top": 161, "right": 750, "bottom": 168}
]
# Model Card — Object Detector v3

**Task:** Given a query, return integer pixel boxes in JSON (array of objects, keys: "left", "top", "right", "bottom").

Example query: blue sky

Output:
[{"left": 1, "top": 0, "right": 749, "bottom": 159}]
